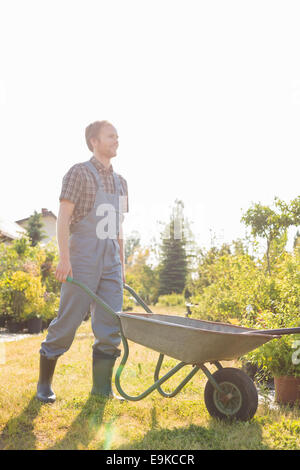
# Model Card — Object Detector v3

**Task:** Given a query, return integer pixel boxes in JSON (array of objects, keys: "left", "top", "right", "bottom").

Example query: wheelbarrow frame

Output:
[{"left": 66, "top": 276, "right": 300, "bottom": 419}]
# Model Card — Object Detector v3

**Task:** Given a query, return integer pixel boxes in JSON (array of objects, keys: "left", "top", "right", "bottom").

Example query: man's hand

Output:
[{"left": 55, "top": 258, "right": 73, "bottom": 282}]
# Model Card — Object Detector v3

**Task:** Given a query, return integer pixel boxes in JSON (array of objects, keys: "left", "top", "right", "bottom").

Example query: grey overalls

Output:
[{"left": 40, "top": 161, "right": 123, "bottom": 359}]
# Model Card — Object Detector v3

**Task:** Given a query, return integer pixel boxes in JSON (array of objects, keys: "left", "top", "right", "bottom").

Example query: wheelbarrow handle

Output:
[
  {"left": 123, "top": 284, "right": 153, "bottom": 313},
  {"left": 66, "top": 276, "right": 119, "bottom": 319},
  {"left": 65, "top": 276, "right": 153, "bottom": 316},
  {"left": 246, "top": 327, "right": 300, "bottom": 336}
]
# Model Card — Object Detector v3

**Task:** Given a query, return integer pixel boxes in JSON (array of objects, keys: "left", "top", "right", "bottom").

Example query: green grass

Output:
[{"left": 0, "top": 305, "right": 300, "bottom": 450}]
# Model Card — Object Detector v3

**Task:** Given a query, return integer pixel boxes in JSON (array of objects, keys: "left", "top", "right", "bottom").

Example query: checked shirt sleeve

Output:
[{"left": 59, "top": 164, "right": 84, "bottom": 206}]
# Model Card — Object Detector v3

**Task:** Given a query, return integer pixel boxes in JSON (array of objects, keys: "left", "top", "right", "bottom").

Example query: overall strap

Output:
[
  {"left": 84, "top": 161, "right": 104, "bottom": 188},
  {"left": 112, "top": 172, "right": 121, "bottom": 196},
  {"left": 85, "top": 160, "right": 121, "bottom": 196}
]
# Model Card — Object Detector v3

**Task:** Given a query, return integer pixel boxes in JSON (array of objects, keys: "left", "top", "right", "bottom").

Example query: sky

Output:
[{"left": 0, "top": 0, "right": 299, "bottom": 252}]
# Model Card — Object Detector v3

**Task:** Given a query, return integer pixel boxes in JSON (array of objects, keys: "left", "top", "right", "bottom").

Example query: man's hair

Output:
[{"left": 85, "top": 120, "right": 112, "bottom": 152}]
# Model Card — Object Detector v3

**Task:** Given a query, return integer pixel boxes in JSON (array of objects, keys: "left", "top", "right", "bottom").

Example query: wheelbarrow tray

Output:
[{"left": 119, "top": 313, "right": 275, "bottom": 364}]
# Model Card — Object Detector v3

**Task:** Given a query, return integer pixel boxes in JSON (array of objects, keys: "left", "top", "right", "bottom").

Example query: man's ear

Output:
[{"left": 89, "top": 137, "right": 96, "bottom": 150}]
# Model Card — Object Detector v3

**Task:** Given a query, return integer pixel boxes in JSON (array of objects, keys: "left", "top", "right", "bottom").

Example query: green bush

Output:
[
  {"left": 156, "top": 293, "right": 185, "bottom": 307},
  {"left": 189, "top": 248, "right": 300, "bottom": 324},
  {"left": 125, "top": 247, "right": 160, "bottom": 305},
  {"left": 242, "top": 302, "right": 300, "bottom": 377},
  {"left": 0, "top": 271, "right": 46, "bottom": 321},
  {"left": 42, "top": 291, "right": 60, "bottom": 322},
  {"left": 245, "top": 334, "right": 300, "bottom": 378},
  {"left": 190, "top": 252, "right": 263, "bottom": 321},
  {"left": 0, "top": 240, "right": 24, "bottom": 276},
  {"left": 40, "top": 241, "right": 61, "bottom": 294},
  {"left": 0, "top": 236, "right": 61, "bottom": 324},
  {"left": 122, "top": 294, "right": 135, "bottom": 312}
]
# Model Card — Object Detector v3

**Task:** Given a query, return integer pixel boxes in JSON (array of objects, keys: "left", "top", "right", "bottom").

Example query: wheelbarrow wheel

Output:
[{"left": 204, "top": 367, "right": 258, "bottom": 421}]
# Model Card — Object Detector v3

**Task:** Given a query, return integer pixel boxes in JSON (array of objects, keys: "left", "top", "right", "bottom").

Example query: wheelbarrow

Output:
[{"left": 66, "top": 276, "right": 300, "bottom": 421}]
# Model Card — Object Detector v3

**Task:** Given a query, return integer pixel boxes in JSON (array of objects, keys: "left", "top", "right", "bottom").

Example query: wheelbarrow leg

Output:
[
  {"left": 154, "top": 354, "right": 200, "bottom": 398},
  {"left": 199, "top": 364, "right": 225, "bottom": 394},
  {"left": 211, "top": 361, "right": 223, "bottom": 370}
]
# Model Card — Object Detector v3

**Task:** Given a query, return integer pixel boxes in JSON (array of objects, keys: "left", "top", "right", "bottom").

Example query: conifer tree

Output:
[
  {"left": 26, "top": 211, "right": 46, "bottom": 246},
  {"left": 158, "top": 200, "right": 188, "bottom": 295}
]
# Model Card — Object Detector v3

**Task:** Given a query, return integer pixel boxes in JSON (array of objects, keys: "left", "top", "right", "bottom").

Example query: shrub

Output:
[
  {"left": 242, "top": 306, "right": 300, "bottom": 377},
  {"left": 190, "top": 248, "right": 300, "bottom": 323},
  {"left": 40, "top": 241, "right": 61, "bottom": 294},
  {"left": 245, "top": 332, "right": 300, "bottom": 378},
  {"left": 0, "top": 271, "right": 46, "bottom": 321},
  {"left": 122, "top": 294, "right": 135, "bottom": 312},
  {"left": 190, "top": 253, "right": 262, "bottom": 321},
  {"left": 156, "top": 293, "right": 185, "bottom": 307},
  {"left": 42, "top": 291, "right": 60, "bottom": 322}
]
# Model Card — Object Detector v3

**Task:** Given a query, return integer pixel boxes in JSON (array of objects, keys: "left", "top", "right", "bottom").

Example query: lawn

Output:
[{"left": 0, "top": 305, "right": 299, "bottom": 450}]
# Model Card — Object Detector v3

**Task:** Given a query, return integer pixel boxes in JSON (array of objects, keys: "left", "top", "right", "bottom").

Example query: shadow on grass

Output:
[
  {"left": 0, "top": 397, "right": 43, "bottom": 450},
  {"left": 116, "top": 405, "right": 269, "bottom": 450},
  {"left": 48, "top": 396, "right": 107, "bottom": 450},
  {"left": 0, "top": 395, "right": 108, "bottom": 450}
]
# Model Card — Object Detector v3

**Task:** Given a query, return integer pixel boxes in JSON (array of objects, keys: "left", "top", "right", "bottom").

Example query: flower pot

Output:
[
  {"left": 41, "top": 319, "right": 53, "bottom": 331},
  {"left": 274, "top": 376, "right": 300, "bottom": 405},
  {"left": 27, "top": 317, "right": 43, "bottom": 334},
  {"left": 7, "top": 319, "right": 25, "bottom": 333},
  {"left": 0, "top": 315, "right": 7, "bottom": 328}
]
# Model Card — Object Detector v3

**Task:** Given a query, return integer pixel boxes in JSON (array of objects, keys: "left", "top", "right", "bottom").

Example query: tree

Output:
[
  {"left": 26, "top": 211, "right": 46, "bottom": 247},
  {"left": 241, "top": 197, "right": 298, "bottom": 275},
  {"left": 293, "top": 230, "right": 300, "bottom": 250},
  {"left": 125, "top": 246, "right": 160, "bottom": 304},
  {"left": 275, "top": 195, "right": 300, "bottom": 226},
  {"left": 124, "top": 231, "right": 141, "bottom": 266},
  {"left": 158, "top": 200, "right": 188, "bottom": 295},
  {"left": 13, "top": 235, "right": 31, "bottom": 257},
  {"left": 188, "top": 243, "right": 232, "bottom": 295}
]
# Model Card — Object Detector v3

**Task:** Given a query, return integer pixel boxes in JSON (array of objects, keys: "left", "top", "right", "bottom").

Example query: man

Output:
[{"left": 36, "top": 120, "right": 128, "bottom": 403}]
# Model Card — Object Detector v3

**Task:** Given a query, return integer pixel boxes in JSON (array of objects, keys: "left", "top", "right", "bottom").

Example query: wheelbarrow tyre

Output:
[{"left": 204, "top": 367, "right": 258, "bottom": 422}]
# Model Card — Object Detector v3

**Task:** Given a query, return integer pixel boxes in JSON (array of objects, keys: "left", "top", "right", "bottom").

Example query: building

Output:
[
  {"left": 0, "top": 217, "right": 27, "bottom": 244},
  {"left": 15, "top": 208, "right": 57, "bottom": 245}
]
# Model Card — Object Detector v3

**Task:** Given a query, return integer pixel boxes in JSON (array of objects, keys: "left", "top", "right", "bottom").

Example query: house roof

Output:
[
  {"left": 15, "top": 208, "right": 57, "bottom": 224},
  {"left": 0, "top": 217, "right": 27, "bottom": 240}
]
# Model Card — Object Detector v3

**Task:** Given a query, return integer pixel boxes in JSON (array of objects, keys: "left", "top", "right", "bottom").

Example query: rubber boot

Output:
[
  {"left": 91, "top": 350, "right": 125, "bottom": 401},
  {"left": 36, "top": 354, "right": 57, "bottom": 403}
]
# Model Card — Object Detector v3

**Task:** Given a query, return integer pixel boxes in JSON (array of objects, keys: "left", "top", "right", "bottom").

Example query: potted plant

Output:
[
  {"left": 6, "top": 317, "right": 26, "bottom": 333},
  {"left": 26, "top": 313, "right": 43, "bottom": 334},
  {"left": 0, "top": 312, "right": 8, "bottom": 328},
  {"left": 21, "top": 275, "right": 46, "bottom": 335},
  {"left": 244, "top": 311, "right": 300, "bottom": 405},
  {"left": 260, "top": 335, "right": 300, "bottom": 405},
  {"left": 0, "top": 274, "right": 28, "bottom": 332},
  {"left": 245, "top": 342, "right": 300, "bottom": 406}
]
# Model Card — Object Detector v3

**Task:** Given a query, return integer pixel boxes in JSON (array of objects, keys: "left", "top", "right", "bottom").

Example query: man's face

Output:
[{"left": 93, "top": 124, "right": 119, "bottom": 158}]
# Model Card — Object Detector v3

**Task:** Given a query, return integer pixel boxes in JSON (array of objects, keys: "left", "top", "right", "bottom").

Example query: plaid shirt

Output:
[{"left": 59, "top": 156, "right": 129, "bottom": 227}]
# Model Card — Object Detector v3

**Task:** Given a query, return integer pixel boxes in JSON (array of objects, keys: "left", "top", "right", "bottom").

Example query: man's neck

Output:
[{"left": 93, "top": 151, "right": 112, "bottom": 170}]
